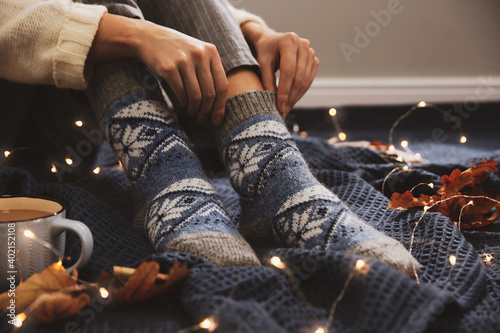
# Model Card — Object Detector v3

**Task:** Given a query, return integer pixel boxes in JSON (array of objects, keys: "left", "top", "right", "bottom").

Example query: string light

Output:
[
  {"left": 4, "top": 150, "right": 11, "bottom": 158},
  {"left": 460, "top": 136, "right": 467, "bottom": 144},
  {"left": 51, "top": 165, "right": 57, "bottom": 173},
  {"left": 388, "top": 145, "right": 395, "bottom": 152},
  {"left": 93, "top": 167, "right": 101, "bottom": 175},
  {"left": 270, "top": 256, "right": 286, "bottom": 269},
  {"left": 293, "top": 124, "right": 300, "bottom": 134},
  {"left": 199, "top": 318, "right": 216, "bottom": 331},
  {"left": 418, "top": 101, "right": 427, "bottom": 108},
  {"left": 315, "top": 327, "right": 325, "bottom": 333},
  {"left": 329, "top": 108, "right": 337, "bottom": 117},
  {"left": 414, "top": 153, "right": 422, "bottom": 161},
  {"left": 99, "top": 287, "right": 109, "bottom": 299},
  {"left": 13, "top": 313, "right": 26, "bottom": 328},
  {"left": 402, "top": 166, "right": 409, "bottom": 171},
  {"left": 65, "top": 158, "right": 73, "bottom": 165},
  {"left": 484, "top": 254, "right": 493, "bottom": 263},
  {"left": 300, "top": 131, "right": 308, "bottom": 138},
  {"left": 323, "top": 259, "right": 370, "bottom": 332},
  {"left": 56, "top": 259, "right": 63, "bottom": 269},
  {"left": 401, "top": 140, "right": 409, "bottom": 148},
  {"left": 338, "top": 132, "right": 347, "bottom": 141},
  {"left": 449, "top": 255, "right": 457, "bottom": 266},
  {"left": 396, "top": 156, "right": 404, "bottom": 163},
  {"left": 24, "top": 230, "right": 35, "bottom": 239},
  {"left": 75, "top": 120, "right": 83, "bottom": 127}
]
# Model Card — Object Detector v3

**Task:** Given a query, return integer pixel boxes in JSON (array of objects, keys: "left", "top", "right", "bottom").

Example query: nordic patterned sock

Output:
[
  {"left": 211, "top": 91, "right": 419, "bottom": 275},
  {"left": 87, "top": 63, "right": 260, "bottom": 267}
]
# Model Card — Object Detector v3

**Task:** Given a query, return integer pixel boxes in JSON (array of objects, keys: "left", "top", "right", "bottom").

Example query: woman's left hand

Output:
[{"left": 241, "top": 22, "right": 319, "bottom": 119}]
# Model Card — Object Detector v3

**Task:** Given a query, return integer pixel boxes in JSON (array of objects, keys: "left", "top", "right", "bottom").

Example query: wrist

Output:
[
  {"left": 240, "top": 21, "right": 275, "bottom": 45},
  {"left": 88, "top": 13, "right": 142, "bottom": 63}
]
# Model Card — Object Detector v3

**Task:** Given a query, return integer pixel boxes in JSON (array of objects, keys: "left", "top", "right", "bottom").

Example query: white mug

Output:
[{"left": 0, "top": 196, "right": 93, "bottom": 291}]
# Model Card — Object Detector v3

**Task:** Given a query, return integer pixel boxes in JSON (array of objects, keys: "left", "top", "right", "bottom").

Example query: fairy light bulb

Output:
[
  {"left": 75, "top": 120, "right": 83, "bottom": 127},
  {"left": 423, "top": 206, "right": 430, "bottom": 212},
  {"left": 401, "top": 140, "right": 408, "bottom": 148},
  {"left": 315, "top": 327, "right": 325, "bottom": 333},
  {"left": 338, "top": 132, "right": 347, "bottom": 141},
  {"left": 56, "top": 259, "right": 63, "bottom": 269},
  {"left": 428, "top": 183, "right": 434, "bottom": 189},
  {"left": 415, "top": 153, "right": 422, "bottom": 161},
  {"left": 65, "top": 158, "right": 73, "bottom": 165},
  {"left": 388, "top": 145, "right": 395, "bottom": 152},
  {"left": 93, "top": 167, "right": 101, "bottom": 175},
  {"left": 485, "top": 254, "right": 493, "bottom": 263},
  {"left": 13, "top": 313, "right": 26, "bottom": 328},
  {"left": 99, "top": 287, "right": 109, "bottom": 299},
  {"left": 356, "top": 259, "right": 365, "bottom": 270},
  {"left": 329, "top": 108, "right": 337, "bottom": 117},
  {"left": 402, "top": 166, "right": 409, "bottom": 171},
  {"left": 4, "top": 151, "right": 11, "bottom": 158},
  {"left": 51, "top": 165, "right": 57, "bottom": 173},
  {"left": 396, "top": 156, "right": 404, "bottom": 163},
  {"left": 24, "top": 230, "right": 35, "bottom": 239},
  {"left": 300, "top": 131, "right": 308, "bottom": 138},
  {"left": 199, "top": 318, "right": 216, "bottom": 331},
  {"left": 449, "top": 255, "right": 457, "bottom": 266},
  {"left": 418, "top": 101, "right": 427, "bottom": 108},
  {"left": 270, "top": 256, "right": 286, "bottom": 269},
  {"left": 460, "top": 136, "right": 467, "bottom": 144}
]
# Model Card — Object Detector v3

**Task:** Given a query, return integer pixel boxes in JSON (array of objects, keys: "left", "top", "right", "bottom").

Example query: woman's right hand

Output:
[{"left": 88, "top": 14, "right": 228, "bottom": 126}]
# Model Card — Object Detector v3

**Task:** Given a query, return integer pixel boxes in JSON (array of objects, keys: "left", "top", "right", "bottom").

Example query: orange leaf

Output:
[
  {"left": 0, "top": 263, "right": 77, "bottom": 314},
  {"left": 439, "top": 169, "right": 473, "bottom": 195},
  {"left": 389, "top": 191, "right": 426, "bottom": 210},
  {"left": 26, "top": 286, "right": 90, "bottom": 323},
  {"left": 467, "top": 159, "right": 498, "bottom": 184},
  {"left": 104, "top": 261, "right": 190, "bottom": 302}
]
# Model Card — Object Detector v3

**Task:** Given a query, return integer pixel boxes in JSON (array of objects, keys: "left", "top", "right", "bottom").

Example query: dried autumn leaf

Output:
[
  {"left": 439, "top": 169, "right": 473, "bottom": 195},
  {"left": 467, "top": 159, "right": 498, "bottom": 184},
  {"left": 388, "top": 158, "right": 500, "bottom": 229},
  {"left": 103, "top": 261, "right": 190, "bottom": 302},
  {"left": 389, "top": 191, "right": 422, "bottom": 210},
  {"left": 0, "top": 263, "right": 77, "bottom": 314},
  {"left": 27, "top": 286, "right": 89, "bottom": 323}
]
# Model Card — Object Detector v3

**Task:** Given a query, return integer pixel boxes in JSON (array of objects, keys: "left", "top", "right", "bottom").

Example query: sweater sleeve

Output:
[
  {"left": 226, "top": 2, "right": 267, "bottom": 27},
  {"left": 0, "top": 0, "right": 107, "bottom": 90}
]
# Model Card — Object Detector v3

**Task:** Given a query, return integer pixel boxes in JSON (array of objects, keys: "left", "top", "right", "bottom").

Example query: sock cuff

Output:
[
  {"left": 88, "top": 62, "right": 164, "bottom": 119},
  {"left": 210, "top": 90, "right": 281, "bottom": 149}
]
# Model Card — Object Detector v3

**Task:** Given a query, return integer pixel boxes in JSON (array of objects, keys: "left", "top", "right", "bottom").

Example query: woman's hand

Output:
[
  {"left": 241, "top": 22, "right": 319, "bottom": 119},
  {"left": 88, "top": 13, "right": 228, "bottom": 126}
]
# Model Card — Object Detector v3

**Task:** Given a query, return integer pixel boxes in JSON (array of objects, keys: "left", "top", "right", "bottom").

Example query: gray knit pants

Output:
[{"left": 77, "top": 0, "right": 259, "bottom": 72}]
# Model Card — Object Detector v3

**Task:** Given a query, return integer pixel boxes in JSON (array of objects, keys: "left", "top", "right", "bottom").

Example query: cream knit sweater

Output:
[{"left": 0, "top": 0, "right": 265, "bottom": 90}]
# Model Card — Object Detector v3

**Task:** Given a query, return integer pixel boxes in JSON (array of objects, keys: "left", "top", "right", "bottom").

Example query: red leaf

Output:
[
  {"left": 467, "top": 159, "right": 498, "bottom": 184},
  {"left": 389, "top": 191, "right": 423, "bottom": 210},
  {"left": 439, "top": 169, "right": 473, "bottom": 195}
]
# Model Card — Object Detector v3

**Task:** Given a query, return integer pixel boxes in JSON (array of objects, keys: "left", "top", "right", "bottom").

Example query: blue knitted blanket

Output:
[{"left": 1, "top": 138, "right": 499, "bottom": 333}]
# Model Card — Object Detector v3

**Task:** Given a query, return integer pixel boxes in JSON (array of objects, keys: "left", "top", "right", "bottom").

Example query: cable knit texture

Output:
[{"left": 0, "top": 0, "right": 107, "bottom": 89}]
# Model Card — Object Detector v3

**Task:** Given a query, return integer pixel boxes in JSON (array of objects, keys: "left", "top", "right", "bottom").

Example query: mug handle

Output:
[{"left": 52, "top": 218, "right": 94, "bottom": 273}]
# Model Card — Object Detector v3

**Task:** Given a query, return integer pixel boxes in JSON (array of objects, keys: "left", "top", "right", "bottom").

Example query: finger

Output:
[
  {"left": 259, "top": 55, "right": 277, "bottom": 92},
  {"left": 210, "top": 57, "right": 228, "bottom": 126},
  {"left": 277, "top": 36, "right": 298, "bottom": 115},
  {"left": 290, "top": 51, "right": 319, "bottom": 107},
  {"left": 179, "top": 63, "right": 203, "bottom": 118},
  {"left": 195, "top": 63, "right": 216, "bottom": 126},
  {"left": 159, "top": 69, "right": 187, "bottom": 108},
  {"left": 286, "top": 41, "right": 310, "bottom": 108}
]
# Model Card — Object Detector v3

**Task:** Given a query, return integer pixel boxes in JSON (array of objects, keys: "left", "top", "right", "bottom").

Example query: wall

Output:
[{"left": 233, "top": 0, "right": 500, "bottom": 106}]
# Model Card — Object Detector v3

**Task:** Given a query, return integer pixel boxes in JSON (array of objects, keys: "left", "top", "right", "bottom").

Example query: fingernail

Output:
[
  {"left": 214, "top": 116, "right": 223, "bottom": 126},
  {"left": 280, "top": 103, "right": 288, "bottom": 114}
]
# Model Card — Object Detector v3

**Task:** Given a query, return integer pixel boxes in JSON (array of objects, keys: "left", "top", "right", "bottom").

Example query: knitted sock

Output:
[
  {"left": 211, "top": 91, "right": 419, "bottom": 275},
  {"left": 88, "top": 63, "right": 259, "bottom": 266}
]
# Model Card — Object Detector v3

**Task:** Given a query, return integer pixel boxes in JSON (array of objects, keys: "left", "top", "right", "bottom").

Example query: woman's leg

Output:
[{"left": 86, "top": 62, "right": 260, "bottom": 266}]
